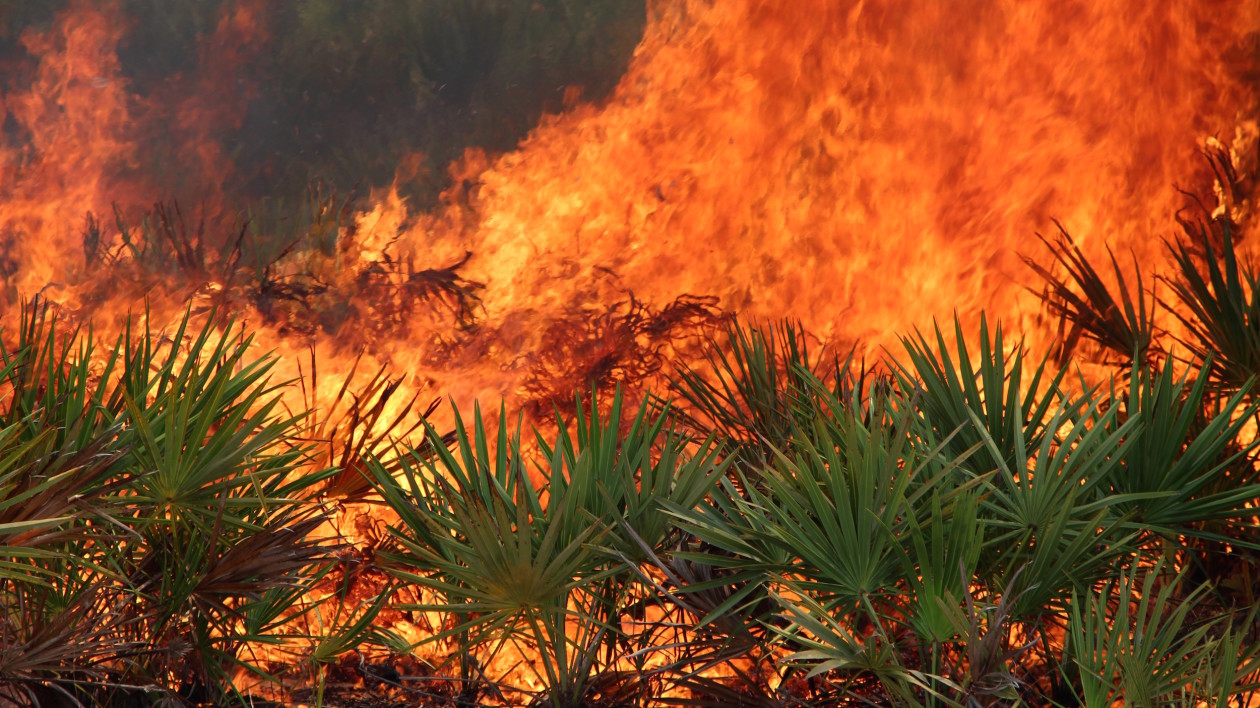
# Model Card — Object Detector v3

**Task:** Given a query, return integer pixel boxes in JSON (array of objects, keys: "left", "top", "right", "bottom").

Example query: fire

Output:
[
  {"left": 397, "top": 0, "right": 1260, "bottom": 367},
  {"left": 0, "top": 0, "right": 1258, "bottom": 700},
  {"left": 2, "top": 0, "right": 1258, "bottom": 417},
  {"left": 0, "top": 0, "right": 143, "bottom": 302}
]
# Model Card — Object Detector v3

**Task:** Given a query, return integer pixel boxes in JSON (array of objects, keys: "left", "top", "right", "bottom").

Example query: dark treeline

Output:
[{"left": 0, "top": 0, "right": 645, "bottom": 206}]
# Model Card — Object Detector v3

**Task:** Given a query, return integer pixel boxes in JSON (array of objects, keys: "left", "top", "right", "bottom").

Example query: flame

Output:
[
  {"left": 0, "top": 0, "right": 144, "bottom": 302},
  {"left": 0, "top": 0, "right": 1257, "bottom": 697},
  {"left": 1, "top": 0, "right": 1258, "bottom": 420},
  {"left": 389, "top": 0, "right": 1260, "bottom": 372}
]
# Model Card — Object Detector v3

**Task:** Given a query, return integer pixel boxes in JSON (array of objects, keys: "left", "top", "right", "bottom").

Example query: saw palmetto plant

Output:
[
  {"left": 369, "top": 390, "right": 727, "bottom": 707},
  {"left": 1165, "top": 221, "right": 1260, "bottom": 393},
  {"left": 7, "top": 203, "right": 1260, "bottom": 706},
  {"left": 651, "top": 312, "right": 1260, "bottom": 705},
  {"left": 894, "top": 314, "right": 1076, "bottom": 482},
  {"left": 1063, "top": 559, "right": 1260, "bottom": 707},
  {"left": 0, "top": 305, "right": 347, "bottom": 704},
  {"left": 1025, "top": 223, "right": 1155, "bottom": 365},
  {"left": 670, "top": 317, "right": 861, "bottom": 469},
  {"left": 5, "top": 289, "right": 1260, "bottom": 706},
  {"left": 1105, "top": 355, "right": 1260, "bottom": 544}
]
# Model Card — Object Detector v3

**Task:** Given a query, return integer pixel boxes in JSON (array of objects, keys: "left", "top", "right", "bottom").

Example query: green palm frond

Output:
[
  {"left": 376, "top": 403, "right": 602, "bottom": 622},
  {"left": 1109, "top": 355, "right": 1260, "bottom": 541},
  {"left": 0, "top": 307, "right": 341, "bottom": 702},
  {"left": 1165, "top": 220, "right": 1260, "bottom": 393},
  {"left": 771, "top": 585, "right": 960, "bottom": 707},
  {"left": 1025, "top": 223, "right": 1154, "bottom": 365},
  {"left": 973, "top": 388, "right": 1141, "bottom": 617},
  {"left": 1065, "top": 560, "right": 1233, "bottom": 706},
  {"left": 899, "top": 492, "right": 984, "bottom": 645},
  {"left": 540, "top": 389, "right": 728, "bottom": 564},
  {"left": 671, "top": 318, "right": 854, "bottom": 467},
  {"left": 896, "top": 314, "right": 1073, "bottom": 480}
]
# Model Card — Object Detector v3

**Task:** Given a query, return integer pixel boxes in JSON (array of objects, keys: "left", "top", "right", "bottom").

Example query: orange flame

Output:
[
  {"left": 392, "top": 0, "right": 1260, "bottom": 372},
  {"left": 0, "top": 0, "right": 144, "bottom": 302},
  {"left": 0, "top": 0, "right": 1257, "bottom": 697},
  {"left": 1, "top": 0, "right": 1258, "bottom": 417}
]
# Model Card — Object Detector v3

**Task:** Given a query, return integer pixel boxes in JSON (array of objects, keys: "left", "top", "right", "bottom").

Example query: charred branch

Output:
[{"left": 522, "top": 293, "right": 722, "bottom": 415}]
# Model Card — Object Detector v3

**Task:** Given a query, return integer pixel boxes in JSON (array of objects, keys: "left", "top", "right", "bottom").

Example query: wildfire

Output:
[
  {"left": 1, "top": 0, "right": 1258, "bottom": 417},
  {"left": 358, "top": 0, "right": 1260, "bottom": 411},
  {"left": 469, "top": 0, "right": 1257, "bottom": 343},
  {"left": 0, "top": 0, "right": 1258, "bottom": 702},
  {"left": 0, "top": 1, "right": 142, "bottom": 301}
]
